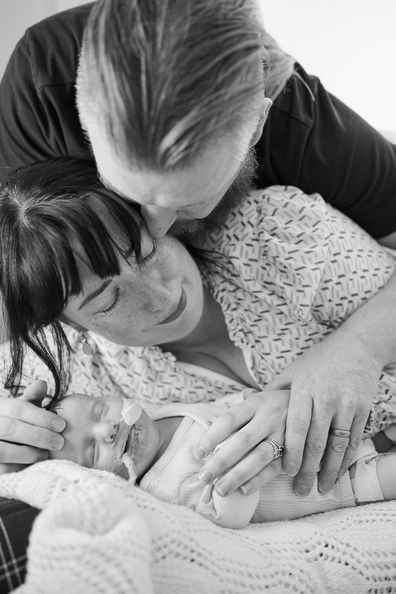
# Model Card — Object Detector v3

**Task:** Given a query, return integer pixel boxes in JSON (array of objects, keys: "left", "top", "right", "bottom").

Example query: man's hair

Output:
[
  {"left": 0, "top": 158, "right": 143, "bottom": 396},
  {"left": 77, "top": 0, "right": 294, "bottom": 169}
]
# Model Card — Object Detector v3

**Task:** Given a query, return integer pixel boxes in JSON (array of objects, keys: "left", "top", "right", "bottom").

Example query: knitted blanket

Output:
[{"left": 0, "top": 460, "right": 395, "bottom": 594}]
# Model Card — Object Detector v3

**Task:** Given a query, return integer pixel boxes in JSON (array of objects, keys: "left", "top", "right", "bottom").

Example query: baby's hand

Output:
[{"left": 194, "top": 390, "right": 290, "bottom": 496}]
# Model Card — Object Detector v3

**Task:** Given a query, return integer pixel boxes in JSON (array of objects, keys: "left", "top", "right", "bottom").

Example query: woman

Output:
[{"left": 1, "top": 158, "right": 396, "bottom": 497}]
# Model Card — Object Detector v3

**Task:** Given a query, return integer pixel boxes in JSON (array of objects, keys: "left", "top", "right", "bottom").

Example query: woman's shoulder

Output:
[
  {"left": 195, "top": 186, "right": 331, "bottom": 322},
  {"left": 249, "top": 184, "right": 326, "bottom": 217},
  {"left": 200, "top": 185, "right": 329, "bottom": 253}
]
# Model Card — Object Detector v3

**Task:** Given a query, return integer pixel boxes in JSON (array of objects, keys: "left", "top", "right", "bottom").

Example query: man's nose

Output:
[
  {"left": 141, "top": 205, "right": 177, "bottom": 239},
  {"left": 94, "top": 421, "right": 119, "bottom": 444}
]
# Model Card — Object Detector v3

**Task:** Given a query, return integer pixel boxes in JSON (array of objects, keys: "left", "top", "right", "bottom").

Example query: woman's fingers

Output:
[
  {"left": 0, "top": 398, "right": 65, "bottom": 438},
  {"left": 0, "top": 462, "right": 26, "bottom": 474},
  {"left": 211, "top": 439, "right": 284, "bottom": 496},
  {"left": 195, "top": 390, "right": 289, "bottom": 488},
  {"left": 0, "top": 397, "right": 66, "bottom": 465},
  {"left": 194, "top": 400, "right": 256, "bottom": 460},
  {"left": 198, "top": 423, "right": 273, "bottom": 487},
  {"left": 240, "top": 457, "right": 284, "bottom": 495},
  {"left": 21, "top": 379, "right": 49, "bottom": 404},
  {"left": 0, "top": 441, "right": 49, "bottom": 465}
]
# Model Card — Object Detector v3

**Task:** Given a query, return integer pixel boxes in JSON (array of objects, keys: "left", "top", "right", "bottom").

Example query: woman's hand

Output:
[
  {"left": 267, "top": 328, "right": 378, "bottom": 496},
  {"left": 194, "top": 390, "right": 290, "bottom": 496},
  {"left": 0, "top": 380, "right": 66, "bottom": 474}
]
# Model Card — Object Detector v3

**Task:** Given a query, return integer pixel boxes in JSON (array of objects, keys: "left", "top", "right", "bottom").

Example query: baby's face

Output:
[{"left": 50, "top": 394, "right": 160, "bottom": 480}]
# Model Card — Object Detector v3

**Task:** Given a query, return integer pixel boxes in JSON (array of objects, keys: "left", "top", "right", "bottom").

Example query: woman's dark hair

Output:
[{"left": 0, "top": 158, "right": 144, "bottom": 397}]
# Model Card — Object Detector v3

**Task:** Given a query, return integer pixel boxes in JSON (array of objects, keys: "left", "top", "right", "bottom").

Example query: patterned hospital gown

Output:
[{"left": 2, "top": 186, "right": 396, "bottom": 433}]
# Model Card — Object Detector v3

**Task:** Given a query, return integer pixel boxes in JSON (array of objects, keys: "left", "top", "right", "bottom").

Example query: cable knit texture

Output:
[{"left": 0, "top": 460, "right": 395, "bottom": 594}]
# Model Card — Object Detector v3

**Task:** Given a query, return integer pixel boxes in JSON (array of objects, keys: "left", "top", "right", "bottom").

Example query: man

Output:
[{"left": 1, "top": 0, "right": 396, "bottom": 498}]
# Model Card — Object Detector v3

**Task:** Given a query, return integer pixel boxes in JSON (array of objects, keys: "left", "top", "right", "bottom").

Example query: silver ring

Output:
[
  {"left": 266, "top": 439, "right": 284, "bottom": 460},
  {"left": 329, "top": 427, "right": 351, "bottom": 439}
]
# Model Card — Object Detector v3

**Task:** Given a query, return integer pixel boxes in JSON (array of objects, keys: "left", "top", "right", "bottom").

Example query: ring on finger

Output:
[
  {"left": 266, "top": 439, "right": 284, "bottom": 460},
  {"left": 329, "top": 427, "right": 351, "bottom": 439}
]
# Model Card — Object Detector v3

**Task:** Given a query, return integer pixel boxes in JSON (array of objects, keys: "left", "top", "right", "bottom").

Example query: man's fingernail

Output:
[
  {"left": 285, "top": 464, "right": 297, "bottom": 476},
  {"left": 214, "top": 481, "right": 227, "bottom": 496},
  {"left": 241, "top": 483, "right": 253, "bottom": 495},
  {"left": 320, "top": 482, "right": 331, "bottom": 493},
  {"left": 52, "top": 417, "right": 66, "bottom": 432},
  {"left": 198, "top": 470, "right": 213, "bottom": 483},
  {"left": 194, "top": 446, "right": 207, "bottom": 459},
  {"left": 296, "top": 485, "right": 309, "bottom": 496},
  {"left": 51, "top": 435, "right": 64, "bottom": 450}
]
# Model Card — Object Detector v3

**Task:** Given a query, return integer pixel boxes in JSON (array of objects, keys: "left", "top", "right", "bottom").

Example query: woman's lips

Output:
[{"left": 158, "top": 288, "right": 186, "bottom": 325}]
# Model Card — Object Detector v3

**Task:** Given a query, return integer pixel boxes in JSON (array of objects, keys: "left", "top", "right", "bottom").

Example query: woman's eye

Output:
[
  {"left": 100, "top": 287, "right": 121, "bottom": 315},
  {"left": 141, "top": 238, "right": 158, "bottom": 264}
]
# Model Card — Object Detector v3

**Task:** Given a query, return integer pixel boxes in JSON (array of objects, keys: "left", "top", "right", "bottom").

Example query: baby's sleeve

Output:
[{"left": 181, "top": 479, "right": 260, "bottom": 529}]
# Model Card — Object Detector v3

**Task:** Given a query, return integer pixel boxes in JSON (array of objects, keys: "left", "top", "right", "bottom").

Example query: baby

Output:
[{"left": 49, "top": 393, "right": 396, "bottom": 529}]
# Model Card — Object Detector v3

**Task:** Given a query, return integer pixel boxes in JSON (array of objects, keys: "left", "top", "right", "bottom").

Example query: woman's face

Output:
[{"left": 63, "top": 209, "right": 204, "bottom": 347}]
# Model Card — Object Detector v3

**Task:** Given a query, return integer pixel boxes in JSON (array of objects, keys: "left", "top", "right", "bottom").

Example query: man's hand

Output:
[
  {"left": 194, "top": 390, "right": 290, "bottom": 496},
  {"left": 267, "top": 328, "right": 379, "bottom": 495},
  {"left": 0, "top": 380, "right": 66, "bottom": 474}
]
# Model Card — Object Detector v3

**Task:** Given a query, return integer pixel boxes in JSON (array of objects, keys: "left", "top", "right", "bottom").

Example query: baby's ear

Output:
[{"left": 44, "top": 392, "right": 67, "bottom": 413}]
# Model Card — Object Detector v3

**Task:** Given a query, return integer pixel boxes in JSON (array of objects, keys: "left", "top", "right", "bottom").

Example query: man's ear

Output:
[{"left": 251, "top": 97, "right": 273, "bottom": 146}]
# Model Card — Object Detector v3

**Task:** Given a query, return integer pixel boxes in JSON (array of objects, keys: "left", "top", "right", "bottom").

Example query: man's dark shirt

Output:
[{"left": 1, "top": 3, "right": 396, "bottom": 238}]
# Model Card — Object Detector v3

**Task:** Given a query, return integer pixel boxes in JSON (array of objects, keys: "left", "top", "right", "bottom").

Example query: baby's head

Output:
[{"left": 48, "top": 394, "right": 160, "bottom": 480}]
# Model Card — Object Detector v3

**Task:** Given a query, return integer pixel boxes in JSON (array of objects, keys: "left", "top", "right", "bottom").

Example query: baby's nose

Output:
[{"left": 95, "top": 421, "right": 119, "bottom": 444}]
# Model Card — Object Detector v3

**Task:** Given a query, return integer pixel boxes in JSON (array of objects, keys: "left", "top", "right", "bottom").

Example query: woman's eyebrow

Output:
[{"left": 78, "top": 279, "right": 112, "bottom": 310}]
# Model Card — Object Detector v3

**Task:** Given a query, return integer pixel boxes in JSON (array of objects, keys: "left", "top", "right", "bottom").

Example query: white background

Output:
[{"left": 0, "top": 0, "right": 395, "bottom": 132}]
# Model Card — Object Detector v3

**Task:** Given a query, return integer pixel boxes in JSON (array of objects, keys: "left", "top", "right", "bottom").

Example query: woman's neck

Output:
[
  {"left": 163, "top": 287, "right": 225, "bottom": 351},
  {"left": 162, "top": 289, "right": 260, "bottom": 389}
]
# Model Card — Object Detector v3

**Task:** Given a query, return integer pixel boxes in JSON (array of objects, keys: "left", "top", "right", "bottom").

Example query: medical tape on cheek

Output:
[
  {"left": 120, "top": 400, "right": 142, "bottom": 426},
  {"left": 111, "top": 400, "right": 143, "bottom": 483}
]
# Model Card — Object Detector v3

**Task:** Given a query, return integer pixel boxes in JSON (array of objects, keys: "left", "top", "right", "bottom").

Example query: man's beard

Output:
[{"left": 170, "top": 146, "right": 258, "bottom": 239}]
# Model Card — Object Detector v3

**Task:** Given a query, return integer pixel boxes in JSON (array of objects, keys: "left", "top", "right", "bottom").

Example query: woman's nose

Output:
[
  {"left": 93, "top": 421, "right": 119, "bottom": 444},
  {"left": 141, "top": 204, "right": 177, "bottom": 238}
]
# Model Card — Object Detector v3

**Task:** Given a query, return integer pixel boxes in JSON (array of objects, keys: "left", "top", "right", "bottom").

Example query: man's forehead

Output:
[{"left": 94, "top": 135, "right": 248, "bottom": 208}]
